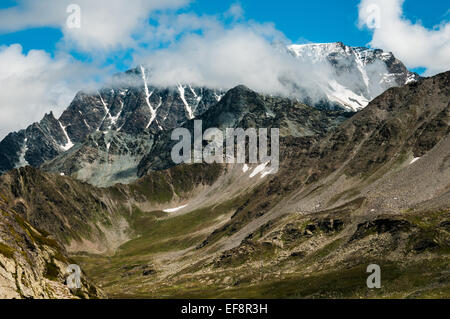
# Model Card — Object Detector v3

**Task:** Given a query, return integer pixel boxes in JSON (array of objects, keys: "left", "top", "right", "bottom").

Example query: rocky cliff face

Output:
[
  {"left": 0, "top": 112, "right": 71, "bottom": 173},
  {"left": 0, "top": 65, "right": 224, "bottom": 179},
  {"left": 41, "top": 130, "right": 155, "bottom": 186},
  {"left": 0, "top": 194, "right": 103, "bottom": 299},
  {"left": 58, "top": 67, "right": 225, "bottom": 140},
  {"left": 138, "top": 85, "right": 353, "bottom": 174}
]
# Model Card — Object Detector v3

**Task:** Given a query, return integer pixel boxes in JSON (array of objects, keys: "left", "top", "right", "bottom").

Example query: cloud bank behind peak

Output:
[{"left": 358, "top": 0, "right": 450, "bottom": 75}]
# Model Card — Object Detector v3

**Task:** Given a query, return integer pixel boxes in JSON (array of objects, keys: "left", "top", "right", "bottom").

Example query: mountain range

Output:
[
  {"left": 0, "top": 42, "right": 419, "bottom": 187},
  {"left": 0, "top": 42, "right": 448, "bottom": 299}
]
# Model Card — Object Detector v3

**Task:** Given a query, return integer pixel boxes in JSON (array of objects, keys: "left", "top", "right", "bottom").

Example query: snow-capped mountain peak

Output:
[{"left": 287, "top": 42, "right": 420, "bottom": 111}]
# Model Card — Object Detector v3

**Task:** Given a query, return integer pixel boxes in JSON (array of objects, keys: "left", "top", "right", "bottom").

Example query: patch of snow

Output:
[
  {"left": 140, "top": 65, "right": 157, "bottom": 128},
  {"left": 410, "top": 157, "right": 420, "bottom": 164},
  {"left": 260, "top": 168, "right": 275, "bottom": 178},
  {"left": 326, "top": 80, "right": 369, "bottom": 111},
  {"left": 58, "top": 121, "right": 74, "bottom": 151},
  {"left": 110, "top": 101, "right": 124, "bottom": 127},
  {"left": 118, "top": 121, "right": 126, "bottom": 132},
  {"left": 265, "top": 110, "right": 275, "bottom": 118},
  {"left": 242, "top": 164, "right": 249, "bottom": 173},
  {"left": 250, "top": 162, "right": 269, "bottom": 178},
  {"left": 163, "top": 204, "right": 188, "bottom": 213},
  {"left": 83, "top": 119, "right": 91, "bottom": 130},
  {"left": 405, "top": 74, "right": 417, "bottom": 84},
  {"left": 354, "top": 50, "right": 370, "bottom": 91},
  {"left": 98, "top": 93, "right": 109, "bottom": 114},
  {"left": 15, "top": 138, "right": 29, "bottom": 168},
  {"left": 189, "top": 84, "right": 197, "bottom": 98},
  {"left": 214, "top": 92, "right": 224, "bottom": 102},
  {"left": 189, "top": 84, "right": 202, "bottom": 102},
  {"left": 97, "top": 91, "right": 114, "bottom": 131},
  {"left": 178, "top": 83, "right": 194, "bottom": 119},
  {"left": 379, "top": 73, "right": 398, "bottom": 86},
  {"left": 155, "top": 96, "right": 163, "bottom": 129},
  {"left": 380, "top": 52, "right": 392, "bottom": 61},
  {"left": 287, "top": 42, "right": 348, "bottom": 63}
]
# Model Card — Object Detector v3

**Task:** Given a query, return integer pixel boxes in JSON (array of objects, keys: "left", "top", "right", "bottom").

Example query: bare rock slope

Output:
[{"left": 0, "top": 195, "right": 103, "bottom": 298}]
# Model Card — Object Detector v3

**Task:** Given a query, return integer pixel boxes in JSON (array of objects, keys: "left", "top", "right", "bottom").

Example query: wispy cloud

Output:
[
  {"left": 224, "top": 2, "right": 245, "bottom": 22},
  {"left": 133, "top": 17, "right": 334, "bottom": 99},
  {"left": 0, "top": 44, "right": 104, "bottom": 139},
  {"left": 358, "top": 0, "right": 450, "bottom": 75},
  {"left": 0, "top": 0, "right": 190, "bottom": 53}
]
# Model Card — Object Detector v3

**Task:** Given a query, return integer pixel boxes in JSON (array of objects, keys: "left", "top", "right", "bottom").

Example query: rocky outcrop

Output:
[
  {"left": 41, "top": 130, "right": 155, "bottom": 187},
  {"left": 0, "top": 112, "right": 70, "bottom": 173},
  {"left": 0, "top": 194, "right": 102, "bottom": 299}
]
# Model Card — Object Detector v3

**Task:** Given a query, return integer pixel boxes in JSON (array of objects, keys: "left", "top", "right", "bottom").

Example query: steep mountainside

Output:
[
  {"left": 0, "top": 194, "right": 102, "bottom": 298},
  {"left": 138, "top": 85, "right": 353, "bottom": 174},
  {"left": 0, "top": 66, "right": 224, "bottom": 176},
  {"left": 288, "top": 42, "right": 419, "bottom": 111},
  {"left": 0, "top": 163, "right": 230, "bottom": 253},
  {"left": 0, "top": 43, "right": 418, "bottom": 183},
  {"left": 41, "top": 85, "right": 353, "bottom": 185},
  {"left": 202, "top": 71, "right": 449, "bottom": 249}
]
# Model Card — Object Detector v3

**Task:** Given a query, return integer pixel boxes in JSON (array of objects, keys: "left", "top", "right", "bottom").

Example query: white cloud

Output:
[
  {"left": 0, "top": 0, "right": 189, "bottom": 53},
  {"left": 358, "top": 0, "right": 450, "bottom": 75},
  {"left": 224, "top": 3, "right": 245, "bottom": 22},
  {"left": 132, "top": 13, "right": 339, "bottom": 102},
  {"left": 0, "top": 44, "right": 102, "bottom": 139}
]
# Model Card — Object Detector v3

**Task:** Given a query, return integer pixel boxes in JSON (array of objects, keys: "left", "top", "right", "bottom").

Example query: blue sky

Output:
[{"left": 0, "top": 0, "right": 448, "bottom": 72}]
